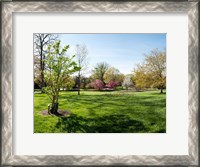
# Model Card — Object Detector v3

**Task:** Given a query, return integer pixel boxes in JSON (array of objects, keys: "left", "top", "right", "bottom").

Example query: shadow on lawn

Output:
[
  {"left": 51, "top": 93, "right": 166, "bottom": 133},
  {"left": 55, "top": 113, "right": 150, "bottom": 133}
]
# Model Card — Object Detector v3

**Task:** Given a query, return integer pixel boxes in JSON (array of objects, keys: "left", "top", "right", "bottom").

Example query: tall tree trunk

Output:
[
  {"left": 40, "top": 42, "right": 45, "bottom": 92},
  {"left": 78, "top": 71, "right": 80, "bottom": 95},
  {"left": 41, "top": 71, "right": 45, "bottom": 92},
  {"left": 41, "top": 55, "right": 46, "bottom": 92}
]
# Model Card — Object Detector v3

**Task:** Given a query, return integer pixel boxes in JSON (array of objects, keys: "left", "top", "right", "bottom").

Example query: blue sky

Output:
[{"left": 59, "top": 34, "right": 166, "bottom": 76}]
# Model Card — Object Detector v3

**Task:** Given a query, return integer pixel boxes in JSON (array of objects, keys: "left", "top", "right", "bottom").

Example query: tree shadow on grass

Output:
[
  {"left": 53, "top": 93, "right": 166, "bottom": 133},
  {"left": 55, "top": 113, "right": 149, "bottom": 133}
]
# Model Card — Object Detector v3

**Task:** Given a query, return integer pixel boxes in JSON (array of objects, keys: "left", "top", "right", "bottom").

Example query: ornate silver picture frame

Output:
[{"left": 1, "top": 1, "right": 199, "bottom": 166}]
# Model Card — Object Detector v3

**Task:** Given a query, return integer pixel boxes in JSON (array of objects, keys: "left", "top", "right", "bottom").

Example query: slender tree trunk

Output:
[
  {"left": 78, "top": 71, "right": 81, "bottom": 95},
  {"left": 41, "top": 71, "right": 45, "bottom": 92},
  {"left": 42, "top": 55, "right": 46, "bottom": 91},
  {"left": 40, "top": 42, "right": 45, "bottom": 93}
]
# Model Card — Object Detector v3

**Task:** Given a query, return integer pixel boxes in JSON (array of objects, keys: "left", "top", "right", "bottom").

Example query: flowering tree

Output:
[
  {"left": 107, "top": 80, "right": 117, "bottom": 89},
  {"left": 90, "top": 79, "right": 104, "bottom": 90},
  {"left": 122, "top": 75, "right": 134, "bottom": 90}
]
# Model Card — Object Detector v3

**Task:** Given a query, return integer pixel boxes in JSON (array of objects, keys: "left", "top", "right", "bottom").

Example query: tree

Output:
[
  {"left": 90, "top": 79, "right": 104, "bottom": 90},
  {"left": 134, "top": 49, "right": 166, "bottom": 93},
  {"left": 104, "top": 67, "right": 124, "bottom": 86},
  {"left": 81, "top": 77, "right": 91, "bottom": 89},
  {"left": 122, "top": 75, "right": 134, "bottom": 90},
  {"left": 43, "top": 40, "right": 80, "bottom": 114},
  {"left": 75, "top": 44, "right": 89, "bottom": 95},
  {"left": 34, "top": 34, "right": 58, "bottom": 91},
  {"left": 91, "top": 62, "right": 109, "bottom": 85},
  {"left": 107, "top": 80, "right": 117, "bottom": 89},
  {"left": 133, "top": 65, "right": 154, "bottom": 90},
  {"left": 62, "top": 75, "right": 75, "bottom": 91}
]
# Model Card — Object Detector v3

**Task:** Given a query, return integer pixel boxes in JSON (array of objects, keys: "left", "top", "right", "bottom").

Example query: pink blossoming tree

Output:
[
  {"left": 90, "top": 79, "right": 104, "bottom": 90},
  {"left": 107, "top": 80, "right": 117, "bottom": 89}
]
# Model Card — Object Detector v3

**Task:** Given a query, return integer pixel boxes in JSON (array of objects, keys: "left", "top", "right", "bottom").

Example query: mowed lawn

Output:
[{"left": 34, "top": 90, "right": 166, "bottom": 133}]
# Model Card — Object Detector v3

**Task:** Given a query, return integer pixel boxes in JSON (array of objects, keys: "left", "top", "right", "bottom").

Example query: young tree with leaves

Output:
[{"left": 43, "top": 40, "right": 80, "bottom": 114}]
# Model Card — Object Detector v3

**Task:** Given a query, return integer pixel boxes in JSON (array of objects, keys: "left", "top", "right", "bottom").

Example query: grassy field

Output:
[{"left": 34, "top": 90, "right": 166, "bottom": 133}]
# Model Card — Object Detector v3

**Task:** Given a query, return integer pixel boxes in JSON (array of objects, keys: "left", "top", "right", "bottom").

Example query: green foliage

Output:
[
  {"left": 134, "top": 49, "right": 166, "bottom": 93},
  {"left": 134, "top": 65, "right": 154, "bottom": 89},
  {"left": 104, "top": 67, "right": 124, "bottom": 85},
  {"left": 91, "top": 62, "right": 109, "bottom": 83},
  {"left": 62, "top": 75, "right": 75, "bottom": 90},
  {"left": 43, "top": 40, "right": 80, "bottom": 109},
  {"left": 34, "top": 90, "right": 166, "bottom": 133}
]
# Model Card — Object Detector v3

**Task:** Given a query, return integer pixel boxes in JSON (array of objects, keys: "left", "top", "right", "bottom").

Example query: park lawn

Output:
[{"left": 34, "top": 90, "right": 166, "bottom": 133}]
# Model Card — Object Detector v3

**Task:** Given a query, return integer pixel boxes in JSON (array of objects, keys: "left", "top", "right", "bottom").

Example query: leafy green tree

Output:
[
  {"left": 62, "top": 75, "right": 75, "bottom": 91},
  {"left": 91, "top": 62, "right": 109, "bottom": 85},
  {"left": 81, "top": 77, "right": 91, "bottom": 89},
  {"left": 43, "top": 40, "right": 80, "bottom": 114},
  {"left": 134, "top": 49, "right": 166, "bottom": 93},
  {"left": 133, "top": 65, "right": 154, "bottom": 90},
  {"left": 104, "top": 67, "right": 124, "bottom": 86}
]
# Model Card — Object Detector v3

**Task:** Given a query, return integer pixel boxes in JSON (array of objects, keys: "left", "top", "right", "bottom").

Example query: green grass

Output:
[{"left": 34, "top": 90, "right": 166, "bottom": 133}]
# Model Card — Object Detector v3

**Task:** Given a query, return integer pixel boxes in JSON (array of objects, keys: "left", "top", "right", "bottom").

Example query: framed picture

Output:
[{"left": 1, "top": 0, "right": 199, "bottom": 166}]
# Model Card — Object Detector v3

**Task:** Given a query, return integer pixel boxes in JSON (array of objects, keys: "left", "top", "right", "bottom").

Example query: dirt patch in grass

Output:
[{"left": 40, "top": 109, "right": 70, "bottom": 117}]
